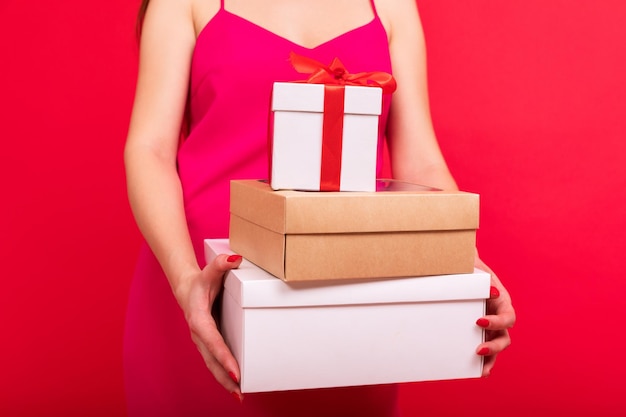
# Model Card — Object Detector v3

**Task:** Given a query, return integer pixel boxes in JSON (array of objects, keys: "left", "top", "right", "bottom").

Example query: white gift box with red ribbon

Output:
[{"left": 270, "top": 81, "right": 382, "bottom": 192}]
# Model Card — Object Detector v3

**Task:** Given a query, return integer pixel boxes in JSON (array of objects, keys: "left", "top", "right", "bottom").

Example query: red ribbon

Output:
[
  {"left": 288, "top": 52, "right": 397, "bottom": 94},
  {"left": 289, "top": 52, "right": 396, "bottom": 191},
  {"left": 320, "top": 85, "right": 345, "bottom": 191}
]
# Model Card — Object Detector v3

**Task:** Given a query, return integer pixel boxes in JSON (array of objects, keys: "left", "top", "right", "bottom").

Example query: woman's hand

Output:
[
  {"left": 174, "top": 254, "right": 244, "bottom": 402},
  {"left": 474, "top": 256, "right": 516, "bottom": 377}
]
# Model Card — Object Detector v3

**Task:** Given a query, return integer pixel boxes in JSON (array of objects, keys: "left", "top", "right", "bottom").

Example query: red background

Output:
[{"left": 1, "top": 1, "right": 625, "bottom": 415}]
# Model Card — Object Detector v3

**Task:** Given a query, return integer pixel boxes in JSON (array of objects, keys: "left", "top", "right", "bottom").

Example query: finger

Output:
[
  {"left": 476, "top": 308, "right": 516, "bottom": 331},
  {"left": 477, "top": 330, "right": 506, "bottom": 377},
  {"left": 201, "top": 254, "right": 244, "bottom": 301},
  {"left": 186, "top": 297, "right": 241, "bottom": 387},
  {"left": 481, "top": 353, "right": 497, "bottom": 377},
  {"left": 212, "top": 253, "right": 243, "bottom": 272},
  {"left": 201, "top": 254, "right": 243, "bottom": 286},
  {"left": 191, "top": 321, "right": 242, "bottom": 395},
  {"left": 488, "top": 274, "right": 514, "bottom": 306},
  {"left": 480, "top": 289, "right": 516, "bottom": 327},
  {"left": 476, "top": 329, "right": 511, "bottom": 356},
  {"left": 193, "top": 337, "right": 244, "bottom": 403},
  {"left": 193, "top": 335, "right": 240, "bottom": 391},
  {"left": 489, "top": 285, "right": 500, "bottom": 299},
  {"left": 474, "top": 259, "right": 512, "bottom": 303}
]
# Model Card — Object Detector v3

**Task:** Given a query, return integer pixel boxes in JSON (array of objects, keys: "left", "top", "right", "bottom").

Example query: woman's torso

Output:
[{"left": 178, "top": 0, "right": 394, "bottom": 262}]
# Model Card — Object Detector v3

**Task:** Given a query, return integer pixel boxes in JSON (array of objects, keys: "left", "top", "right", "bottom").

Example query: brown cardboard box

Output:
[{"left": 229, "top": 179, "right": 479, "bottom": 281}]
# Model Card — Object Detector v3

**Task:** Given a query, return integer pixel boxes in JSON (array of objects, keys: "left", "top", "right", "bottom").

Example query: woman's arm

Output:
[
  {"left": 125, "top": 0, "right": 197, "bottom": 289},
  {"left": 379, "top": 0, "right": 516, "bottom": 376},
  {"left": 124, "top": 0, "right": 243, "bottom": 398},
  {"left": 379, "top": 0, "right": 457, "bottom": 191}
]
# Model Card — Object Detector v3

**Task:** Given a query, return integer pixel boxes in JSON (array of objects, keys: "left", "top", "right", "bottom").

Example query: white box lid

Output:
[
  {"left": 271, "top": 82, "right": 382, "bottom": 115},
  {"left": 205, "top": 239, "right": 490, "bottom": 308}
]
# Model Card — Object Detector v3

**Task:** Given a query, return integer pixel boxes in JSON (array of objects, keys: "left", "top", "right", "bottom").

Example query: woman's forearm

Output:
[
  {"left": 392, "top": 159, "right": 459, "bottom": 191},
  {"left": 124, "top": 143, "right": 199, "bottom": 296}
]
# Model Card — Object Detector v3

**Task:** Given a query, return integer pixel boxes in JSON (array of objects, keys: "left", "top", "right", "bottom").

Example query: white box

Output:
[
  {"left": 205, "top": 239, "right": 488, "bottom": 393},
  {"left": 270, "top": 82, "right": 382, "bottom": 192}
]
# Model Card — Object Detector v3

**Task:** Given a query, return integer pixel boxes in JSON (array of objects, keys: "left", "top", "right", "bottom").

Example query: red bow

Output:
[{"left": 289, "top": 52, "right": 397, "bottom": 94}]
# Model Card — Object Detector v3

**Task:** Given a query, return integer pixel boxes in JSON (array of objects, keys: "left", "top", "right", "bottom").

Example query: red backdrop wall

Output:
[{"left": 1, "top": 1, "right": 624, "bottom": 416}]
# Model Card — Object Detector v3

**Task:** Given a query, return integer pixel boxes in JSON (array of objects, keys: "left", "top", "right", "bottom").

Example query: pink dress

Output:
[{"left": 124, "top": 1, "right": 399, "bottom": 415}]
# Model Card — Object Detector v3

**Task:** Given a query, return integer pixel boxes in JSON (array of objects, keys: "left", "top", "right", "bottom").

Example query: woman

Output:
[{"left": 124, "top": 0, "right": 516, "bottom": 415}]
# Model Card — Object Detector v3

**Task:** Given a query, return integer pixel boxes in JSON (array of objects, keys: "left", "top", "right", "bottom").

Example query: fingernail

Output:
[
  {"left": 477, "top": 347, "right": 490, "bottom": 355},
  {"left": 231, "top": 391, "right": 243, "bottom": 404},
  {"left": 228, "top": 371, "right": 238, "bottom": 384},
  {"left": 490, "top": 286, "right": 500, "bottom": 298},
  {"left": 227, "top": 254, "right": 242, "bottom": 263},
  {"left": 476, "top": 318, "right": 490, "bottom": 328}
]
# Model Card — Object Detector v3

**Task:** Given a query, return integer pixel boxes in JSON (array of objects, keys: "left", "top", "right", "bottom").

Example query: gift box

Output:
[
  {"left": 229, "top": 179, "right": 479, "bottom": 281},
  {"left": 205, "top": 239, "right": 489, "bottom": 393},
  {"left": 270, "top": 81, "right": 381, "bottom": 192}
]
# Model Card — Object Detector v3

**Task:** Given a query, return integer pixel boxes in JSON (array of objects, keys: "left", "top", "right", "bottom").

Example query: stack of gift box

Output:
[{"left": 204, "top": 56, "right": 490, "bottom": 393}]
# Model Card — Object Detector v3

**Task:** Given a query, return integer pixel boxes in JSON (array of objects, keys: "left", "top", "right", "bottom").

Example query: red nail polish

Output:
[
  {"left": 490, "top": 286, "right": 500, "bottom": 298},
  {"left": 231, "top": 391, "right": 243, "bottom": 403},
  {"left": 227, "top": 254, "right": 242, "bottom": 263},
  {"left": 228, "top": 371, "right": 238, "bottom": 384},
  {"left": 476, "top": 318, "right": 490, "bottom": 328},
  {"left": 478, "top": 347, "right": 490, "bottom": 355}
]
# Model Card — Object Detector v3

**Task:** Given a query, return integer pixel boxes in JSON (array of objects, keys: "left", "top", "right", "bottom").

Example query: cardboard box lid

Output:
[
  {"left": 206, "top": 239, "right": 490, "bottom": 308},
  {"left": 230, "top": 179, "right": 479, "bottom": 234},
  {"left": 272, "top": 82, "right": 382, "bottom": 115}
]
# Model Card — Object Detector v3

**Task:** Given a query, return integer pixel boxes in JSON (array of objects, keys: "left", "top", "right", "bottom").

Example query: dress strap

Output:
[
  {"left": 369, "top": 0, "right": 379, "bottom": 17},
  {"left": 220, "top": 0, "right": 225, "bottom": 10}
]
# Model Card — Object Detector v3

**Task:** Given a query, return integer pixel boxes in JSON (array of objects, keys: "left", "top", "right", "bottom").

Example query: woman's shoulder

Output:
[
  {"left": 190, "top": 0, "right": 221, "bottom": 37},
  {"left": 374, "top": 0, "right": 423, "bottom": 40},
  {"left": 140, "top": 0, "right": 221, "bottom": 42}
]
